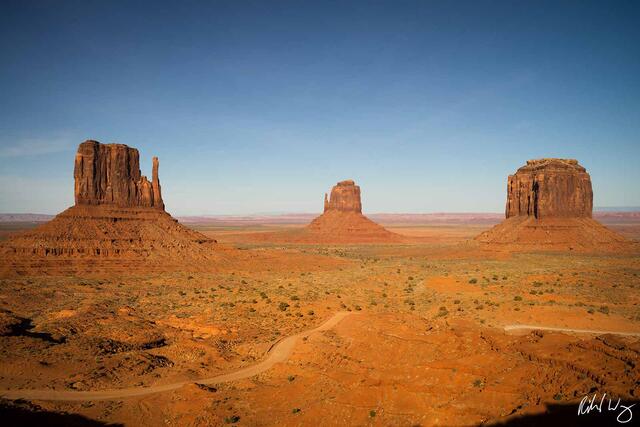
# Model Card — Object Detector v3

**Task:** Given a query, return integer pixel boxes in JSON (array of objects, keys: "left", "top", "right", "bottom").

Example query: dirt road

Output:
[
  {"left": 504, "top": 324, "right": 640, "bottom": 337},
  {"left": 0, "top": 311, "right": 353, "bottom": 402}
]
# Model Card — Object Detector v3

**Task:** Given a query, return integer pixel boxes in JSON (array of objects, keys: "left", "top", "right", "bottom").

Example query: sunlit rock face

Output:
[
  {"left": 505, "top": 158, "right": 592, "bottom": 219},
  {"left": 323, "top": 180, "right": 362, "bottom": 214},
  {"left": 74, "top": 140, "right": 164, "bottom": 209}
]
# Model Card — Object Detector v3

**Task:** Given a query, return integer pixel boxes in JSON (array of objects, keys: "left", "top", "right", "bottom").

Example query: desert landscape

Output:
[
  {"left": 0, "top": 140, "right": 638, "bottom": 426},
  {"left": 2, "top": 2, "right": 639, "bottom": 426}
]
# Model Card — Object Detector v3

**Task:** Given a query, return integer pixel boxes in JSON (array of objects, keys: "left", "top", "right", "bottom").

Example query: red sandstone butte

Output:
[
  {"left": 0, "top": 140, "right": 216, "bottom": 275},
  {"left": 74, "top": 140, "right": 164, "bottom": 209},
  {"left": 306, "top": 179, "right": 401, "bottom": 243},
  {"left": 505, "top": 158, "right": 592, "bottom": 219},
  {"left": 323, "top": 180, "right": 362, "bottom": 213},
  {"left": 477, "top": 158, "right": 629, "bottom": 251}
]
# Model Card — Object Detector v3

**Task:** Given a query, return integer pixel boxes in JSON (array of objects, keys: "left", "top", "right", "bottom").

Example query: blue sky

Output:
[{"left": 1, "top": 0, "right": 638, "bottom": 215}]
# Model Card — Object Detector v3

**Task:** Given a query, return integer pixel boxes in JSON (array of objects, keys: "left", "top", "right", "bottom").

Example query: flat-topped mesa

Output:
[
  {"left": 323, "top": 180, "right": 362, "bottom": 213},
  {"left": 505, "top": 158, "right": 592, "bottom": 219},
  {"left": 74, "top": 140, "right": 164, "bottom": 209}
]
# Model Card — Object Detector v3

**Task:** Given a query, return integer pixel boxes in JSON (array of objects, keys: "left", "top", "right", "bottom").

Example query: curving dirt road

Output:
[
  {"left": 504, "top": 324, "right": 640, "bottom": 337},
  {"left": 0, "top": 311, "right": 353, "bottom": 402}
]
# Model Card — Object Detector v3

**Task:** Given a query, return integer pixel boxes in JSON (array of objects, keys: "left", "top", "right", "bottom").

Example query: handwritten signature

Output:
[{"left": 578, "top": 392, "right": 635, "bottom": 424}]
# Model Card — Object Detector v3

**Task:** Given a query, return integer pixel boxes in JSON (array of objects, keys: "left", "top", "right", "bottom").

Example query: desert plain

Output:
[
  {"left": 0, "top": 145, "right": 639, "bottom": 427},
  {"left": 0, "top": 211, "right": 639, "bottom": 426}
]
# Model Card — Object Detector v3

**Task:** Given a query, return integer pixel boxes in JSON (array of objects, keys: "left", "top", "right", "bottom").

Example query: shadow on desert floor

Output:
[
  {"left": 486, "top": 399, "right": 640, "bottom": 427},
  {"left": 0, "top": 399, "right": 122, "bottom": 427}
]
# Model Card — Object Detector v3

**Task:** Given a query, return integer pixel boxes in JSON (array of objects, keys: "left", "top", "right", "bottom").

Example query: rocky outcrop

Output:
[
  {"left": 505, "top": 159, "right": 592, "bottom": 219},
  {"left": 324, "top": 180, "right": 362, "bottom": 213},
  {"left": 74, "top": 140, "right": 164, "bottom": 209},
  {"left": 303, "top": 179, "right": 401, "bottom": 243},
  {"left": 1, "top": 140, "right": 216, "bottom": 275},
  {"left": 477, "top": 158, "right": 630, "bottom": 252}
]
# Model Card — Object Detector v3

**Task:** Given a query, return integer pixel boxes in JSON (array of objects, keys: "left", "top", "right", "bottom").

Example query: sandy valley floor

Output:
[{"left": 0, "top": 220, "right": 639, "bottom": 426}]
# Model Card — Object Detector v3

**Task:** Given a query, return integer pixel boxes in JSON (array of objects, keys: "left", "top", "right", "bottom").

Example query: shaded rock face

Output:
[
  {"left": 323, "top": 180, "right": 362, "bottom": 214},
  {"left": 505, "top": 159, "right": 592, "bottom": 219},
  {"left": 74, "top": 140, "right": 164, "bottom": 209}
]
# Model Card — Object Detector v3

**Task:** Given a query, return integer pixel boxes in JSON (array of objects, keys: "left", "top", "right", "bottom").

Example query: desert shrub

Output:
[
  {"left": 224, "top": 415, "right": 240, "bottom": 424},
  {"left": 514, "top": 296, "right": 522, "bottom": 301},
  {"left": 292, "top": 408, "right": 301, "bottom": 414},
  {"left": 290, "top": 295, "right": 300, "bottom": 301},
  {"left": 369, "top": 410, "right": 376, "bottom": 418},
  {"left": 473, "top": 379, "right": 484, "bottom": 388},
  {"left": 599, "top": 305, "right": 610, "bottom": 314},
  {"left": 288, "top": 375, "right": 296, "bottom": 382},
  {"left": 278, "top": 302, "right": 289, "bottom": 311},
  {"left": 469, "top": 278, "right": 477, "bottom": 284}
]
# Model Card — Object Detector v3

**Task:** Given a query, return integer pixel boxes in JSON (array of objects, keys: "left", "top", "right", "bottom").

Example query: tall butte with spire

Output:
[
  {"left": 1, "top": 140, "right": 215, "bottom": 275},
  {"left": 73, "top": 140, "right": 165, "bottom": 209},
  {"left": 476, "top": 158, "right": 630, "bottom": 251},
  {"left": 306, "top": 179, "right": 401, "bottom": 243}
]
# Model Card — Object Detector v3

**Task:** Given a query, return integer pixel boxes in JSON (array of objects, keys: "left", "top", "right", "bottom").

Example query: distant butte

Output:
[
  {"left": 323, "top": 180, "right": 362, "bottom": 213},
  {"left": 476, "top": 158, "right": 630, "bottom": 251},
  {"left": 0, "top": 140, "right": 217, "bottom": 276},
  {"left": 306, "top": 179, "right": 401, "bottom": 243}
]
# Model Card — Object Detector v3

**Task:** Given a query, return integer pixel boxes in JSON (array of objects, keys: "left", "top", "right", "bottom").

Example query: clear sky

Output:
[{"left": 1, "top": 0, "right": 639, "bottom": 215}]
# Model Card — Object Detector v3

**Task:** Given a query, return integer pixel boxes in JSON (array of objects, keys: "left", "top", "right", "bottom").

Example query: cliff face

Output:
[
  {"left": 73, "top": 140, "right": 164, "bottom": 209},
  {"left": 476, "top": 158, "right": 630, "bottom": 252},
  {"left": 323, "top": 180, "right": 362, "bottom": 213},
  {"left": 505, "top": 159, "right": 592, "bottom": 219}
]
